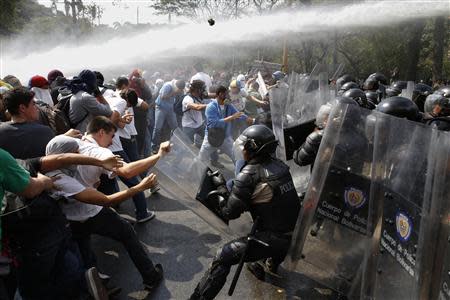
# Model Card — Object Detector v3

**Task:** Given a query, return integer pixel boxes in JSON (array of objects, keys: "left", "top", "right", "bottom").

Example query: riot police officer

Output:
[
  {"left": 375, "top": 96, "right": 421, "bottom": 121},
  {"left": 422, "top": 94, "right": 450, "bottom": 131},
  {"left": 189, "top": 125, "right": 300, "bottom": 300},
  {"left": 293, "top": 97, "right": 358, "bottom": 169}
]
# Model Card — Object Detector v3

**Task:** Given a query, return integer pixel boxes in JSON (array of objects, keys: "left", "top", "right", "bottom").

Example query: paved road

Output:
[{"left": 92, "top": 170, "right": 287, "bottom": 300}]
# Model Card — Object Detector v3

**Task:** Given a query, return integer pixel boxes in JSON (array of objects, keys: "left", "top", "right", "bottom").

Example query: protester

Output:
[{"left": 198, "top": 85, "right": 253, "bottom": 168}]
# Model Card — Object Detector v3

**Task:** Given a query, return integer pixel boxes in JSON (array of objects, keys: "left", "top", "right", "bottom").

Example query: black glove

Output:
[
  {"left": 208, "top": 170, "right": 227, "bottom": 189},
  {"left": 207, "top": 189, "right": 228, "bottom": 213}
]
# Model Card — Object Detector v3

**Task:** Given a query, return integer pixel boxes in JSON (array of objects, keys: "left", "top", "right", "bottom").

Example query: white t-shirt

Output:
[
  {"left": 191, "top": 72, "right": 212, "bottom": 93},
  {"left": 105, "top": 94, "right": 127, "bottom": 152},
  {"left": 77, "top": 137, "right": 116, "bottom": 189},
  {"left": 47, "top": 170, "right": 101, "bottom": 222},
  {"left": 123, "top": 98, "right": 144, "bottom": 138},
  {"left": 182, "top": 94, "right": 203, "bottom": 129}
]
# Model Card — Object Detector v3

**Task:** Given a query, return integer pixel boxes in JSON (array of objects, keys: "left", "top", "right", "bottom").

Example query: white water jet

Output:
[{"left": 1, "top": 0, "right": 449, "bottom": 81}]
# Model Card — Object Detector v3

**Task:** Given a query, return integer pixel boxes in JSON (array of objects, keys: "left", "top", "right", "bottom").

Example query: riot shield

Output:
[
  {"left": 155, "top": 129, "right": 234, "bottom": 236},
  {"left": 269, "top": 85, "right": 289, "bottom": 161},
  {"left": 360, "top": 111, "right": 436, "bottom": 299},
  {"left": 272, "top": 63, "right": 332, "bottom": 193},
  {"left": 285, "top": 103, "right": 376, "bottom": 297},
  {"left": 421, "top": 130, "right": 450, "bottom": 300},
  {"left": 400, "top": 81, "right": 415, "bottom": 100}
]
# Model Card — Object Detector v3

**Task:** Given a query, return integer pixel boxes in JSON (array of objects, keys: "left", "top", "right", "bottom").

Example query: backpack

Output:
[
  {"left": 36, "top": 95, "right": 72, "bottom": 135},
  {"left": 174, "top": 94, "right": 203, "bottom": 116},
  {"left": 36, "top": 93, "right": 88, "bottom": 135},
  {"left": 173, "top": 93, "right": 186, "bottom": 116}
]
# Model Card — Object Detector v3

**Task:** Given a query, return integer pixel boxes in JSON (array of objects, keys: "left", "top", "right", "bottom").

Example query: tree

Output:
[
  {"left": 252, "top": 0, "right": 280, "bottom": 14},
  {"left": 405, "top": 20, "right": 426, "bottom": 81},
  {"left": 431, "top": 17, "right": 447, "bottom": 82},
  {"left": 150, "top": 0, "right": 249, "bottom": 21}
]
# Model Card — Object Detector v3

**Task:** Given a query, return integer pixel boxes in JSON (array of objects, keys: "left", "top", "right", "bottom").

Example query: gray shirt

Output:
[
  {"left": 0, "top": 121, "right": 55, "bottom": 159},
  {"left": 69, "top": 91, "right": 112, "bottom": 133}
]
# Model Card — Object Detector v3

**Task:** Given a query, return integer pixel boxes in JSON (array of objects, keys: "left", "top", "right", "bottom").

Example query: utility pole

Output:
[
  {"left": 282, "top": 39, "right": 288, "bottom": 73},
  {"left": 137, "top": 6, "right": 139, "bottom": 24}
]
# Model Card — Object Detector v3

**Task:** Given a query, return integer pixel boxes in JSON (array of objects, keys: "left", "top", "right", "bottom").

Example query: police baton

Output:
[{"left": 228, "top": 217, "right": 269, "bottom": 296}]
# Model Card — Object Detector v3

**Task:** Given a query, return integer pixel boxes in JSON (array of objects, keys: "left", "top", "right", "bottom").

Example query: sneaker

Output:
[
  {"left": 143, "top": 264, "right": 164, "bottom": 291},
  {"left": 136, "top": 210, "right": 156, "bottom": 224},
  {"left": 85, "top": 267, "right": 109, "bottom": 300},
  {"left": 210, "top": 160, "right": 225, "bottom": 169}
]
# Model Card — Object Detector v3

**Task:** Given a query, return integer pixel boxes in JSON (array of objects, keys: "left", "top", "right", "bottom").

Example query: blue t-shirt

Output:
[
  {"left": 155, "top": 82, "right": 175, "bottom": 107},
  {"left": 205, "top": 100, "right": 247, "bottom": 137}
]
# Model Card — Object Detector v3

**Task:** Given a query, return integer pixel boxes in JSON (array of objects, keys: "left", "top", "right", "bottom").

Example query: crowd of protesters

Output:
[{"left": 0, "top": 62, "right": 448, "bottom": 300}]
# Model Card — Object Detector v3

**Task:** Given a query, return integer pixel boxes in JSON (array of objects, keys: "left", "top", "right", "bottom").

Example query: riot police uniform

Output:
[
  {"left": 422, "top": 94, "right": 450, "bottom": 131},
  {"left": 190, "top": 125, "right": 300, "bottom": 300}
]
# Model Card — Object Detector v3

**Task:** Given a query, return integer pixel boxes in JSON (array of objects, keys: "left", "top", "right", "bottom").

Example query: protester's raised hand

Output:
[
  {"left": 138, "top": 173, "right": 158, "bottom": 191},
  {"left": 101, "top": 155, "right": 124, "bottom": 171},
  {"left": 158, "top": 141, "right": 171, "bottom": 157},
  {"left": 246, "top": 117, "right": 255, "bottom": 125},
  {"left": 64, "top": 129, "right": 82, "bottom": 139}
]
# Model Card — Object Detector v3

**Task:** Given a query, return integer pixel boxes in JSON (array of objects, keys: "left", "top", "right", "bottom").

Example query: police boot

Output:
[{"left": 246, "top": 261, "right": 266, "bottom": 281}]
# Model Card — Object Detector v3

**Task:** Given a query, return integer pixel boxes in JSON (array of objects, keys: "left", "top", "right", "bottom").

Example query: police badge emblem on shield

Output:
[
  {"left": 344, "top": 187, "right": 366, "bottom": 209},
  {"left": 396, "top": 211, "right": 412, "bottom": 242}
]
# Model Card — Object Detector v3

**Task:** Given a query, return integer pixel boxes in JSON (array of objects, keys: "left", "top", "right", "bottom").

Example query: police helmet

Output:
[
  {"left": 391, "top": 81, "right": 407, "bottom": 91},
  {"left": 386, "top": 87, "right": 402, "bottom": 97},
  {"left": 333, "top": 96, "right": 359, "bottom": 106},
  {"left": 338, "top": 82, "right": 359, "bottom": 95},
  {"left": 368, "top": 72, "right": 388, "bottom": 85},
  {"left": 365, "top": 91, "right": 379, "bottom": 104},
  {"left": 414, "top": 83, "right": 432, "bottom": 96},
  {"left": 343, "top": 88, "right": 370, "bottom": 109},
  {"left": 376, "top": 96, "right": 420, "bottom": 121},
  {"left": 436, "top": 86, "right": 450, "bottom": 98},
  {"left": 336, "top": 74, "right": 356, "bottom": 89},
  {"left": 424, "top": 94, "right": 450, "bottom": 115},
  {"left": 240, "top": 125, "right": 278, "bottom": 158}
]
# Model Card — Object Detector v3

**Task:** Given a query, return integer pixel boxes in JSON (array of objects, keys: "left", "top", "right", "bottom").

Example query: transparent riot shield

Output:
[
  {"left": 360, "top": 112, "right": 436, "bottom": 299},
  {"left": 400, "top": 81, "right": 415, "bottom": 100},
  {"left": 285, "top": 103, "right": 376, "bottom": 297},
  {"left": 269, "top": 85, "right": 289, "bottom": 161},
  {"left": 420, "top": 130, "right": 450, "bottom": 300},
  {"left": 155, "top": 129, "right": 234, "bottom": 236},
  {"left": 280, "top": 63, "right": 332, "bottom": 193}
]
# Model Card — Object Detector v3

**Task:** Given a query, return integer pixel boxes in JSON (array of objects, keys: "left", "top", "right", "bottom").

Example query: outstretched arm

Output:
[
  {"left": 115, "top": 141, "right": 170, "bottom": 179},
  {"left": 39, "top": 153, "right": 124, "bottom": 173},
  {"left": 74, "top": 174, "right": 157, "bottom": 206}
]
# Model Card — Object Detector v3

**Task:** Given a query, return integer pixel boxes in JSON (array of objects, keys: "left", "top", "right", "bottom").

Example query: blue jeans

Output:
[
  {"left": 98, "top": 150, "right": 149, "bottom": 219},
  {"left": 226, "top": 159, "right": 246, "bottom": 191},
  {"left": 152, "top": 103, "right": 178, "bottom": 153},
  {"left": 183, "top": 125, "right": 205, "bottom": 148},
  {"left": 198, "top": 135, "right": 235, "bottom": 164},
  {"left": 120, "top": 136, "right": 140, "bottom": 162},
  {"left": 143, "top": 107, "right": 155, "bottom": 157}
]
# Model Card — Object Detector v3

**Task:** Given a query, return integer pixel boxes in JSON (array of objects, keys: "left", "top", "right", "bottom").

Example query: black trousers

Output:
[
  {"left": 70, "top": 207, "right": 158, "bottom": 283},
  {"left": 191, "top": 231, "right": 291, "bottom": 300}
]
